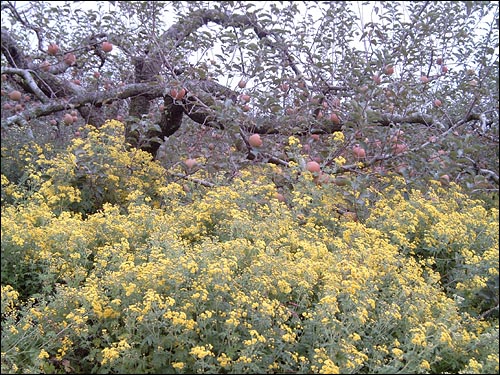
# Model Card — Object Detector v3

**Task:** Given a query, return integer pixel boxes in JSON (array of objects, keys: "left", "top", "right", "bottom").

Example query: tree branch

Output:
[
  {"left": 1, "top": 27, "right": 32, "bottom": 69},
  {"left": 2, "top": 1, "right": 45, "bottom": 53},
  {"left": 2, "top": 83, "right": 165, "bottom": 127},
  {"left": 2, "top": 67, "right": 50, "bottom": 103}
]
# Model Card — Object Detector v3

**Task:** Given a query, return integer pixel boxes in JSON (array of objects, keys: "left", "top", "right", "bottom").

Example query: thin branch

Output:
[
  {"left": 170, "top": 173, "right": 216, "bottom": 187},
  {"left": 3, "top": 1, "right": 45, "bottom": 53},
  {"left": 479, "top": 169, "right": 500, "bottom": 183},
  {"left": 2, "top": 67, "right": 50, "bottom": 103},
  {"left": 478, "top": 303, "right": 499, "bottom": 320}
]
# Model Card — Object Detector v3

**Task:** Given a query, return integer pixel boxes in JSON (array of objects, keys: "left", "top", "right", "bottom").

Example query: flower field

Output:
[{"left": 1, "top": 121, "right": 498, "bottom": 374}]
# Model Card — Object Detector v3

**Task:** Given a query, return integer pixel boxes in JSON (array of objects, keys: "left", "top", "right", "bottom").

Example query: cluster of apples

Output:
[{"left": 237, "top": 79, "right": 251, "bottom": 112}]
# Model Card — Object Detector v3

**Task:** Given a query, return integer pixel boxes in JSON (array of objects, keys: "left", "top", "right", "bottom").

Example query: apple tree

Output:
[{"left": 1, "top": 1, "right": 498, "bottom": 198}]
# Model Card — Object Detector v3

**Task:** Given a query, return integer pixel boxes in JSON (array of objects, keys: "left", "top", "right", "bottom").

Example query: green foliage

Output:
[{"left": 1, "top": 124, "right": 498, "bottom": 374}]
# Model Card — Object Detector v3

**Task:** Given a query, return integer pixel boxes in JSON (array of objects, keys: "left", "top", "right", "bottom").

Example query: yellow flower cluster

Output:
[
  {"left": 101, "top": 339, "right": 131, "bottom": 365},
  {"left": 1, "top": 125, "right": 498, "bottom": 374},
  {"left": 189, "top": 344, "right": 214, "bottom": 359}
]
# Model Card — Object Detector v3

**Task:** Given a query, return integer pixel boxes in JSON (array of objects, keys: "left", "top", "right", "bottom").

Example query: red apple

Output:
[
  {"left": 238, "top": 79, "right": 247, "bottom": 88},
  {"left": 184, "top": 158, "right": 197, "bottom": 169},
  {"left": 47, "top": 43, "right": 59, "bottom": 56},
  {"left": 310, "top": 134, "right": 320, "bottom": 141},
  {"left": 63, "top": 53, "right": 76, "bottom": 66},
  {"left": 392, "top": 143, "right": 408, "bottom": 154},
  {"left": 306, "top": 161, "right": 321, "bottom": 173},
  {"left": 439, "top": 174, "right": 450, "bottom": 186},
  {"left": 352, "top": 144, "right": 366, "bottom": 158},
  {"left": 170, "top": 88, "right": 186, "bottom": 100},
  {"left": 8, "top": 90, "right": 22, "bottom": 101},
  {"left": 63, "top": 113, "right": 74, "bottom": 125},
  {"left": 102, "top": 42, "right": 113, "bottom": 53},
  {"left": 275, "top": 193, "right": 285, "bottom": 202},
  {"left": 314, "top": 172, "right": 330, "bottom": 185},
  {"left": 330, "top": 113, "right": 340, "bottom": 125},
  {"left": 248, "top": 134, "right": 262, "bottom": 147}
]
